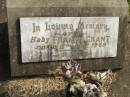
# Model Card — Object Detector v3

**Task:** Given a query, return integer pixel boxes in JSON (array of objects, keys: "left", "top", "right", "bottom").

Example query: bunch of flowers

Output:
[{"left": 56, "top": 60, "right": 116, "bottom": 97}]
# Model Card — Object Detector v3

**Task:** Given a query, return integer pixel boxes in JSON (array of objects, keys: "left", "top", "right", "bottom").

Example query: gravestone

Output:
[{"left": 6, "top": 0, "right": 128, "bottom": 77}]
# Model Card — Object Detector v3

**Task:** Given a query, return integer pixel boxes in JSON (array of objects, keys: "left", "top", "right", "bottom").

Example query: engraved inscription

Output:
[{"left": 20, "top": 17, "right": 119, "bottom": 63}]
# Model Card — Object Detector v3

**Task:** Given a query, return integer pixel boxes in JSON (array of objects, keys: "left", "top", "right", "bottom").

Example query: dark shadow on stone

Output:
[
  {"left": 0, "top": 22, "right": 11, "bottom": 81},
  {"left": 16, "top": 19, "right": 22, "bottom": 64},
  {"left": 0, "top": 92, "right": 9, "bottom": 97},
  {"left": 0, "top": 93, "right": 6, "bottom": 97}
]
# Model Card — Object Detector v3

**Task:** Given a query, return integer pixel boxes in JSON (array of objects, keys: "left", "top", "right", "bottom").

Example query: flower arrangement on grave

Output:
[{"left": 56, "top": 60, "right": 116, "bottom": 97}]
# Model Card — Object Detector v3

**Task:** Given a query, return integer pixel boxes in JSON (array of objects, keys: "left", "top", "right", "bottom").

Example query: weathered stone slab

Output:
[
  {"left": 20, "top": 17, "right": 119, "bottom": 63},
  {"left": 6, "top": 0, "right": 128, "bottom": 77}
]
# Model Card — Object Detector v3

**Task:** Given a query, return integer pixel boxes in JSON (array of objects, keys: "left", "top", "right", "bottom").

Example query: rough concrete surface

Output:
[
  {"left": 0, "top": 0, "right": 130, "bottom": 97},
  {"left": 109, "top": 17, "right": 130, "bottom": 97}
]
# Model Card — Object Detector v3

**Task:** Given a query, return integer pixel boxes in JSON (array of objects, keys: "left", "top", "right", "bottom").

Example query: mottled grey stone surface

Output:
[
  {"left": 6, "top": 0, "right": 128, "bottom": 77},
  {"left": 0, "top": 0, "right": 7, "bottom": 23},
  {"left": 110, "top": 18, "right": 130, "bottom": 97}
]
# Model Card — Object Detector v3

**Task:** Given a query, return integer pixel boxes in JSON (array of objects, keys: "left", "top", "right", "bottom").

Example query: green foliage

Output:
[{"left": 128, "top": 0, "right": 130, "bottom": 13}]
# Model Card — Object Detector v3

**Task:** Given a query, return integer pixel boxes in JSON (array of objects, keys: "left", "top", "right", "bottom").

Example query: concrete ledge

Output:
[{"left": 7, "top": 0, "right": 128, "bottom": 8}]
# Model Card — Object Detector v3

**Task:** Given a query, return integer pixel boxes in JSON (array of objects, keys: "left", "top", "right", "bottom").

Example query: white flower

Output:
[
  {"left": 86, "top": 83, "right": 98, "bottom": 91},
  {"left": 78, "top": 79, "right": 86, "bottom": 88},
  {"left": 56, "top": 60, "right": 81, "bottom": 79},
  {"left": 83, "top": 85, "right": 88, "bottom": 94},
  {"left": 69, "top": 79, "right": 85, "bottom": 93},
  {"left": 70, "top": 85, "right": 75, "bottom": 92},
  {"left": 83, "top": 83, "right": 99, "bottom": 96},
  {"left": 64, "top": 62, "right": 72, "bottom": 70},
  {"left": 101, "top": 92, "right": 107, "bottom": 97},
  {"left": 66, "top": 70, "right": 72, "bottom": 78}
]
